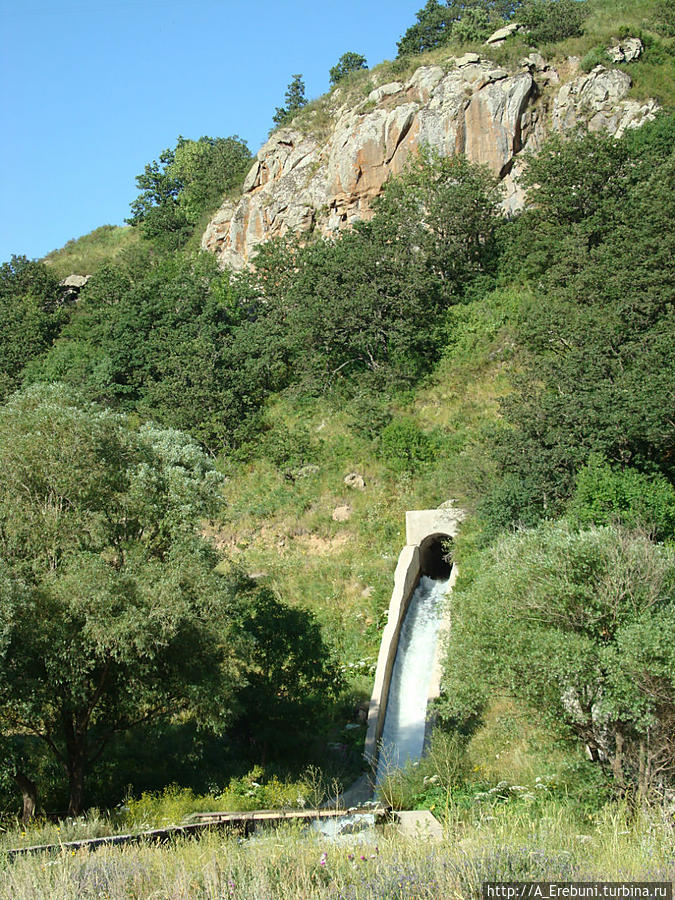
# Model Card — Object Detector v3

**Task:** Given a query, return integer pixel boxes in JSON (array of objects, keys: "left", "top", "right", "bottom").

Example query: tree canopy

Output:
[
  {"left": 272, "top": 75, "right": 308, "bottom": 128},
  {"left": 440, "top": 522, "right": 675, "bottom": 796},
  {"left": 127, "top": 135, "right": 251, "bottom": 251},
  {"left": 0, "top": 384, "right": 242, "bottom": 814},
  {"left": 329, "top": 52, "right": 368, "bottom": 86}
]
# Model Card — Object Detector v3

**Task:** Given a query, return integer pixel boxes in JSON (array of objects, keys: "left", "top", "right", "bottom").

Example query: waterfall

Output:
[{"left": 375, "top": 573, "right": 451, "bottom": 786}]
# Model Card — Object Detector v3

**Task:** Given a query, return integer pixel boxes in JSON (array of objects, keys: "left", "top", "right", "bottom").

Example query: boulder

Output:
[
  {"left": 344, "top": 473, "right": 366, "bottom": 490},
  {"left": 485, "top": 22, "right": 520, "bottom": 44},
  {"left": 607, "top": 37, "right": 643, "bottom": 63},
  {"left": 332, "top": 505, "right": 352, "bottom": 522},
  {"left": 60, "top": 274, "right": 90, "bottom": 289},
  {"left": 455, "top": 52, "right": 480, "bottom": 67}
]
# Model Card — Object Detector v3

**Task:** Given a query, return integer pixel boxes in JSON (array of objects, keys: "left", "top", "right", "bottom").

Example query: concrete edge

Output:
[{"left": 363, "top": 507, "right": 465, "bottom": 777}]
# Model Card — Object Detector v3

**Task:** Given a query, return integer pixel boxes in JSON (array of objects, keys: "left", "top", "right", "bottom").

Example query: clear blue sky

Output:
[{"left": 0, "top": 0, "right": 424, "bottom": 263}]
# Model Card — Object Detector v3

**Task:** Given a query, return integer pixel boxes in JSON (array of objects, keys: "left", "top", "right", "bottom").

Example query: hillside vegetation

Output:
[{"left": 0, "top": 0, "right": 674, "bottom": 888}]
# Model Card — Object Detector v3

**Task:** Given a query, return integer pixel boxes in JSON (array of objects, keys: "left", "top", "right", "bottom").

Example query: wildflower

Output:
[
  {"left": 319, "top": 852, "right": 328, "bottom": 867},
  {"left": 347, "top": 853, "right": 354, "bottom": 860}
]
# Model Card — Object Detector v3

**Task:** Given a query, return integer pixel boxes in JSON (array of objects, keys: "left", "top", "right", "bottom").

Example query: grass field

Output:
[{"left": 2, "top": 800, "right": 672, "bottom": 899}]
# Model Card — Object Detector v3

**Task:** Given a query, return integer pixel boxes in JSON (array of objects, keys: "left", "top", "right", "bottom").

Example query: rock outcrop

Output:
[
  {"left": 551, "top": 64, "right": 658, "bottom": 137},
  {"left": 202, "top": 56, "right": 658, "bottom": 269}
]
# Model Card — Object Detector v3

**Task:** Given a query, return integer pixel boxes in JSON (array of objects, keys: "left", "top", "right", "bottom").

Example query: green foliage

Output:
[
  {"left": 372, "top": 148, "right": 502, "bottom": 299},
  {"left": 29, "top": 254, "right": 270, "bottom": 452},
  {"left": 441, "top": 521, "right": 675, "bottom": 795},
  {"left": 487, "top": 121, "right": 675, "bottom": 531},
  {"left": 243, "top": 144, "right": 502, "bottom": 397},
  {"left": 233, "top": 580, "right": 343, "bottom": 761},
  {"left": 518, "top": 0, "right": 587, "bottom": 44},
  {"left": 568, "top": 456, "right": 675, "bottom": 541},
  {"left": 127, "top": 135, "right": 251, "bottom": 250},
  {"left": 272, "top": 74, "right": 308, "bottom": 128},
  {"left": 580, "top": 44, "right": 610, "bottom": 71},
  {"left": 329, "top": 52, "right": 368, "bottom": 86},
  {"left": 0, "top": 255, "right": 70, "bottom": 401},
  {"left": 379, "top": 419, "right": 435, "bottom": 473},
  {"left": 0, "top": 384, "right": 243, "bottom": 814},
  {"left": 397, "top": 0, "right": 519, "bottom": 56}
]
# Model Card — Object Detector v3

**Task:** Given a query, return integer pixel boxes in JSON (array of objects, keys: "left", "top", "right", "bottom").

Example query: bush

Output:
[
  {"left": 329, "top": 52, "right": 367, "bottom": 86},
  {"left": 580, "top": 46, "right": 610, "bottom": 72},
  {"left": 379, "top": 420, "right": 435, "bottom": 473},
  {"left": 568, "top": 456, "right": 675, "bottom": 541},
  {"left": 519, "top": 0, "right": 587, "bottom": 44}
]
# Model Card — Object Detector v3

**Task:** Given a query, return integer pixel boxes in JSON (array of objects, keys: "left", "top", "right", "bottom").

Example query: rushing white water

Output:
[{"left": 375, "top": 573, "right": 451, "bottom": 786}]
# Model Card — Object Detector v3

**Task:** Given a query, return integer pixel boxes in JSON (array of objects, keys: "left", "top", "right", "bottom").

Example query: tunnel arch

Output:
[{"left": 419, "top": 532, "right": 453, "bottom": 579}]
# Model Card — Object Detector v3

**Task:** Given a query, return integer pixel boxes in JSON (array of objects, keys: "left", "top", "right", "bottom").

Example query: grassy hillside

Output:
[{"left": 42, "top": 224, "right": 143, "bottom": 278}]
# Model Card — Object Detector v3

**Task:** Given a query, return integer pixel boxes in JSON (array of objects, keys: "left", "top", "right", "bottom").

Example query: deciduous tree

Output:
[{"left": 0, "top": 384, "right": 242, "bottom": 815}]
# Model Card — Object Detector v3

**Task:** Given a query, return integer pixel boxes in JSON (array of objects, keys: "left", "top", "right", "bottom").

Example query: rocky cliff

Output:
[{"left": 202, "top": 52, "right": 658, "bottom": 270}]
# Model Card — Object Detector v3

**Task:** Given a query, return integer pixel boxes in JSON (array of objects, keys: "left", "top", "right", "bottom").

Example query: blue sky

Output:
[{"left": 0, "top": 0, "right": 425, "bottom": 263}]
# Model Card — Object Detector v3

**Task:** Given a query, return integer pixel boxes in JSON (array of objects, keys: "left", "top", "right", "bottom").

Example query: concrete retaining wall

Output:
[{"left": 363, "top": 505, "right": 465, "bottom": 771}]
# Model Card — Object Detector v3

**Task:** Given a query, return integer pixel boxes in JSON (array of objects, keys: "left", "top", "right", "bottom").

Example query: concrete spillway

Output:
[
  {"left": 363, "top": 506, "right": 464, "bottom": 784},
  {"left": 375, "top": 574, "right": 452, "bottom": 785}
]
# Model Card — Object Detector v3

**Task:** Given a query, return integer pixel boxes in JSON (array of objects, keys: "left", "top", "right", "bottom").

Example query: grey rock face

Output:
[
  {"left": 202, "top": 58, "right": 659, "bottom": 269},
  {"left": 552, "top": 65, "right": 658, "bottom": 137}
]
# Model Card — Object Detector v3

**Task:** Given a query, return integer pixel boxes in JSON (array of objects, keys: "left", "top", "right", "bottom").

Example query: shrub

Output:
[
  {"left": 518, "top": 0, "right": 587, "bottom": 44},
  {"left": 379, "top": 420, "right": 434, "bottom": 473},
  {"left": 580, "top": 46, "right": 610, "bottom": 72},
  {"left": 568, "top": 456, "right": 675, "bottom": 541},
  {"left": 329, "top": 52, "right": 367, "bottom": 87}
]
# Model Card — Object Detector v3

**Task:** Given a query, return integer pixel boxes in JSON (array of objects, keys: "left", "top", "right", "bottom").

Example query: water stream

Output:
[{"left": 375, "top": 573, "right": 451, "bottom": 786}]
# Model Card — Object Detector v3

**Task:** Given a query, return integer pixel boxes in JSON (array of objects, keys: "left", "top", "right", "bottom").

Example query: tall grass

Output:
[
  {"left": 1, "top": 802, "right": 673, "bottom": 898},
  {"left": 42, "top": 224, "right": 142, "bottom": 277}
]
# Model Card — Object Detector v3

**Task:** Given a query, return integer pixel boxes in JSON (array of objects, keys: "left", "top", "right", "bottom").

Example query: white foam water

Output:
[{"left": 375, "top": 574, "right": 451, "bottom": 786}]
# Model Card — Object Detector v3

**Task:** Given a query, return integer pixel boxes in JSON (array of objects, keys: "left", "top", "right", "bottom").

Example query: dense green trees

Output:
[
  {"left": 0, "top": 256, "right": 70, "bottom": 400},
  {"left": 233, "top": 583, "right": 342, "bottom": 760},
  {"left": 483, "top": 121, "right": 675, "bottom": 532},
  {"left": 0, "top": 385, "right": 242, "bottom": 815},
  {"left": 518, "top": 0, "right": 586, "bottom": 44},
  {"left": 441, "top": 522, "right": 675, "bottom": 796},
  {"left": 127, "top": 135, "right": 251, "bottom": 251},
  {"left": 28, "top": 254, "right": 271, "bottom": 451},
  {"left": 241, "top": 150, "right": 502, "bottom": 394},
  {"left": 397, "top": 0, "right": 515, "bottom": 56}
]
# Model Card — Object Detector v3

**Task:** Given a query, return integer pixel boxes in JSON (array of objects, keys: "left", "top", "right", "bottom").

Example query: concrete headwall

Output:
[{"left": 363, "top": 505, "right": 465, "bottom": 771}]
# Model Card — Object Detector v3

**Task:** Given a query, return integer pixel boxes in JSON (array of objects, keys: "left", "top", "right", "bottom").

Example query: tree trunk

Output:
[
  {"left": 13, "top": 771, "right": 38, "bottom": 825},
  {"left": 67, "top": 756, "right": 86, "bottom": 817}
]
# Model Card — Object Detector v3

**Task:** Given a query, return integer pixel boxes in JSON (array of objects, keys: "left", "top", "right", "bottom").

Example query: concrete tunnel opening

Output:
[{"left": 418, "top": 533, "right": 453, "bottom": 579}]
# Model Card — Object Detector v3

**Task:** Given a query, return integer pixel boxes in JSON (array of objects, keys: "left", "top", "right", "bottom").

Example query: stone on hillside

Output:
[
  {"left": 607, "top": 37, "right": 643, "bottom": 63},
  {"left": 332, "top": 505, "right": 352, "bottom": 522},
  {"left": 521, "top": 52, "right": 547, "bottom": 71},
  {"left": 60, "top": 274, "right": 90, "bottom": 289},
  {"left": 485, "top": 22, "right": 520, "bottom": 44},
  {"left": 344, "top": 473, "right": 366, "bottom": 490},
  {"left": 367, "top": 82, "right": 403, "bottom": 104},
  {"left": 455, "top": 52, "right": 480, "bottom": 67}
]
